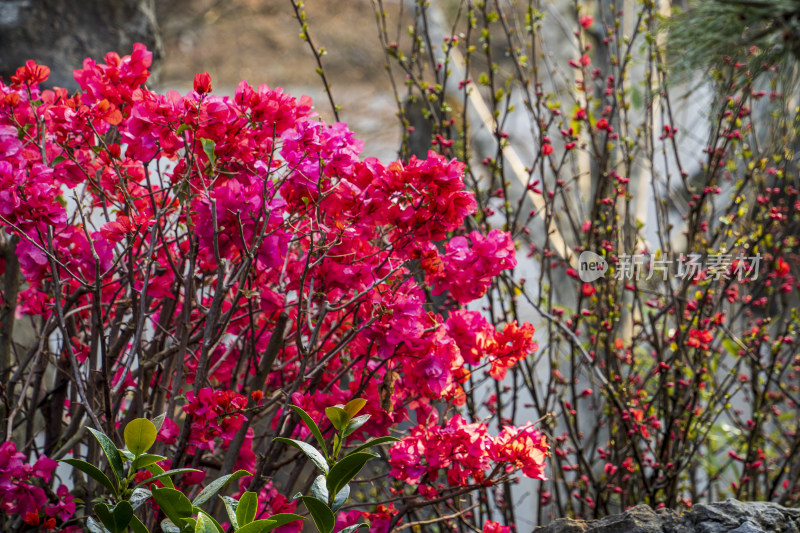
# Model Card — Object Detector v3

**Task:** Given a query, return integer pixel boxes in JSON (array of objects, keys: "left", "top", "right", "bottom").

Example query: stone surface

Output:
[
  {"left": 534, "top": 500, "right": 800, "bottom": 533},
  {"left": 0, "top": 0, "right": 161, "bottom": 89}
]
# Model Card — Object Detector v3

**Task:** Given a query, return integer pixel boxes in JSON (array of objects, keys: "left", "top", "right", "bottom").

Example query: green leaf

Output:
[
  {"left": 332, "top": 484, "right": 350, "bottom": 513},
  {"left": 289, "top": 404, "right": 327, "bottom": 458},
  {"left": 338, "top": 524, "right": 370, "bottom": 533},
  {"left": 326, "top": 452, "right": 376, "bottom": 499},
  {"left": 132, "top": 453, "right": 167, "bottom": 471},
  {"left": 151, "top": 413, "right": 167, "bottom": 432},
  {"left": 343, "top": 399, "right": 366, "bottom": 418},
  {"left": 119, "top": 449, "right": 136, "bottom": 462},
  {"left": 61, "top": 458, "right": 117, "bottom": 496},
  {"left": 273, "top": 437, "right": 329, "bottom": 474},
  {"left": 125, "top": 418, "right": 158, "bottom": 456},
  {"left": 195, "top": 512, "right": 219, "bottom": 533},
  {"left": 152, "top": 488, "right": 193, "bottom": 527},
  {"left": 238, "top": 515, "right": 305, "bottom": 533},
  {"left": 236, "top": 491, "right": 258, "bottom": 526},
  {"left": 161, "top": 519, "right": 182, "bottom": 533},
  {"left": 94, "top": 501, "right": 133, "bottom": 533},
  {"left": 310, "top": 475, "right": 328, "bottom": 503},
  {"left": 87, "top": 427, "right": 125, "bottom": 485},
  {"left": 345, "top": 436, "right": 399, "bottom": 457},
  {"left": 86, "top": 516, "right": 109, "bottom": 533},
  {"left": 299, "top": 496, "right": 335, "bottom": 533},
  {"left": 192, "top": 469, "right": 251, "bottom": 507},
  {"left": 220, "top": 496, "right": 239, "bottom": 530},
  {"left": 133, "top": 468, "right": 201, "bottom": 491},
  {"left": 236, "top": 520, "right": 274, "bottom": 533},
  {"left": 146, "top": 463, "right": 174, "bottom": 489},
  {"left": 176, "top": 124, "right": 191, "bottom": 135},
  {"left": 196, "top": 510, "right": 225, "bottom": 533},
  {"left": 130, "top": 488, "right": 153, "bottom": 511},
  {"left": 200, "top": 138, "right": 216, "bottom": 166},
  {"left": 325, "top": 406, "right": 349, "bottom": 432},
  {"left": 342, "top": 414, "right": 370, "bottom": 438},
  {"left": 129, "top": 515, "right": 149, "bottom": 533},
  {"left": 264, "top": 514, "right": 305, "bottom": 530}
]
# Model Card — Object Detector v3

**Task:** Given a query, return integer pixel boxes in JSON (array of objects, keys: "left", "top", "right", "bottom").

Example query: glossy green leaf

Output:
[
  {"left": 130, "top": 487, "right": 152, "bottom": 510},
  {"left": 310, "top": 474, "right": 328, "bottom": 503},
  {"left": 289, "top": 404, "right": 327, "bottom": 458},
  {"left": 345, "top": 436, "right": 399, "bottom": 457},
  {"left": 342, "top": 414, "right": 370, "bottom": 438},
  {"left": 238, "top": 514, "right": 305, "bottom": 533},
  {"left": 200, "top": 138, "right": 216, "bottom": 166},
  {"left": 332, "top": 484, "right": 350, "bottom": 513},
  {"left": 343, "top": 399, "right": 366, "bottom": 418},
  {"left": 129, "top": 515, "right": 149, "bottom": 533},
  {"left": 125, "top": 418, "right": 158, "bottom": 456},
  {"left": 151, "top": 413, "right": 166, "bottom": 432},
  {"left": 133, "top": 467, "right": 201, "bottom": 491},
  {"left": 196, "top": 510, "right": 225, "bottom": 533},
  {"left": 86, "top": 516, "right": 109, "bottom": 533},
  {"left": 119, "top": 448, "right": 135, "bottom": 462},
  {"left": 152, "top": 488, "right": 193, "bottom": 527},
  {"left": 263, "top": 514, "right": 305, "bottom": 530},
  {"left": 326, "top": 452, "right": 375, "bottom": 500},
  {"left": 132, "top": 453, "right": 167, "bottom": 471},
  {"left": 273, "top": 437, "right": 329, "bottom": 474},
  {"left": 195, "top": 512, "right": 219, "bottom": 533},
  {"left": 94, "top": 501, "right": 133, "bottom": 533},
  {"left": 324, "top": 406, "right": 349, "bottom": 432},
  {"left": 235, "top": 520, "right": 271, "bottom": 533},
  {"left": 146, "top": 463, "right": 174, "bottom": 489},
  {"left": 61, "top": 458, "right": 117, "bottom": 496},
  {"left": 299, "top": 496, "right": 335, "bottom": 533},
  {"left": 338, "top": 524, "right": 370, "bottom": 533},
  {"left": 192, "top": 469, "right": 251, "bottom": 507},
  {"left": 87, "top": 427, "right": 125, "bottom": 485},
  {"left": 220, "top": 496, "right": 239, "bottom": 530},
  {"left": 236, "top": 491, "right": 258, "bottom": 526},
  {"left": 161, "top": 518, "right": 182, "bottom": 533}
]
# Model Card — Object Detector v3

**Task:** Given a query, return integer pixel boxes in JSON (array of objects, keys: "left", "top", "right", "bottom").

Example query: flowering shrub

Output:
[
  {"left": 0, "top": 442, "right": 66, "bottom": 530},
  {"left": 6, "top": 0, "right": 800, "bottom": 529},
  {"left": 368, "top": 0, "right": 800, "bottom": 525},
  {"left": 0, "top": 43, "right": 542, "bottom": 532},
  {"left": 389, "top": 415, "right": 547, "bottom": 487}
]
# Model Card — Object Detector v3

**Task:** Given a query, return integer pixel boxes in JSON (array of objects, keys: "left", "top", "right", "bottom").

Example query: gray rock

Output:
[
  {"left": 0, "top": 0, "right": 161, "bottom": 90},
  {"left": 534, "top": 500, "right": 800, "bottom": 533}
]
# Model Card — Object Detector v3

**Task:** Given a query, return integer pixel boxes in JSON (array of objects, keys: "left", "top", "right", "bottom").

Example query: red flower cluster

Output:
[
  {"left": 483, "top": 519, "right": 511, "bottom": 533},
  {"left": 183, "top": 388, "right": 253, "bottom": 470},
  {"left": 687, "top": 328, "right": 713, "bottom": 350},
  {"left": 447, "top": 310, "right": 538, "bottom": 380},
  {"left": 426, "top": 229, "right": 517, "bottom": 304},
  {"left": 0, "top": 442, "right": 73, "bottom": 528},
  {"left": 489, "top": 422, "right": 549, "bottom": 479},
  {"left": 389, "top": 415, "right": 548, "bottom": 487},
  {"left": 0, "top": 44, "right": 544, "bottom": 522}
]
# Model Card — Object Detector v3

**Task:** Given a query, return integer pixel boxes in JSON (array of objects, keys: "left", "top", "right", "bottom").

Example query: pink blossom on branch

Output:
[{"left": 0, "top": 43, "right": 545, "bottom": 525}]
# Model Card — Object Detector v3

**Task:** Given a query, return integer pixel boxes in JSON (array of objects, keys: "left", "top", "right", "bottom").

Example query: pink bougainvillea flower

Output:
[
  {"left": 10, "top": 60, "right": 50, "bottom": 86},
  {"left": 194, "top": 71, "right": 213, "bottom": 94}
]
